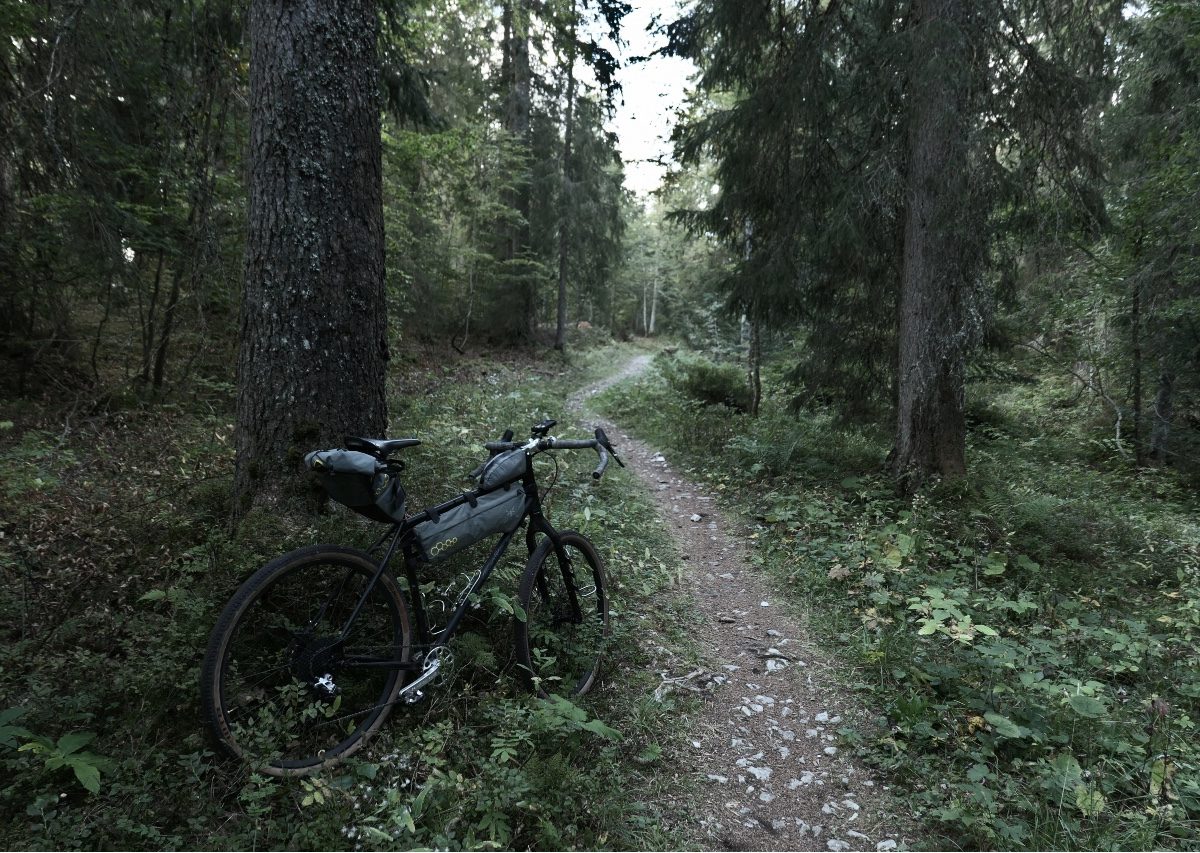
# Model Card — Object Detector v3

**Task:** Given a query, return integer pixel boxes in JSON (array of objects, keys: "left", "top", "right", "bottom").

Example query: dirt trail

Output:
[{"left": 571, "top": 354, "right": 907, "bottom": 852}]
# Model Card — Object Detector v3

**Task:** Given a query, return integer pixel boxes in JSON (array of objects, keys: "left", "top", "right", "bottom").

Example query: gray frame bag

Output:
[
  {"left": 304, "top": 449, "right": 407, "bottom": 524},
  {"left": 413, "top": 484, "right": 527, "bottom": 562}
]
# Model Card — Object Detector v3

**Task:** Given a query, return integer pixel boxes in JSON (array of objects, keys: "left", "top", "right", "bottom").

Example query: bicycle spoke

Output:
[
  {"left": 516, "top": 533, "right": 609, "bottom": 697},
  {"left": 202, "top": 548, "right": 411, "bottom": 774}
]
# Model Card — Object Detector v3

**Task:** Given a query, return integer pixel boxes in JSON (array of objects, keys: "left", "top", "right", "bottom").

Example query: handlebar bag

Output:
[
  {"left": 478, "top": 448, "right": 527, "bottom": 488},
  {"left": 304, "top": 449, "right": 407, "bottom": 524},
  {"left": 413, "top": 485, "right": 526, "bottom": 562}
]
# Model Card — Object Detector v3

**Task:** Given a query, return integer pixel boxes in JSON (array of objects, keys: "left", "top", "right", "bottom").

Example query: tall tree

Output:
[
  {"left": 669, "top": 0, "right": 1120, "bottom": 484},
  {"left": 234, "top": 0, "right": 388, "bottom": 510},
  {"left": 495, "top": 0, "right": 537, "bottom": 341},
  {"left": 892, "top": 0, "right": 984, "bottom": 481},
  {"left": 1108, "top": 0, "right": 1200, "bottom": 465},
  {"left": 554, "top": 0, "right": 579, "bottom": 352}
]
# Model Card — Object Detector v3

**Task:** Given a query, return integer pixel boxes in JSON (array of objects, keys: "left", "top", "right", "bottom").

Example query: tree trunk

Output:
[
  {"left": 152, "top": 264, "right": 186, "bottom": 389},
  {"left": 554, "top": 3, "right": 578, "bottom": 353},
  {"left": 1130, "top": 274, "right": 1143, "bottom": 464},
  {"left": 744, "top": 221, "right": 758, "bottom": 416},
  {"left": 749, "top": 314, "right": 762, "bottom": 417},
  {"left": 892, "top": 0, "right": 980, "bottom": 488},
  {"left": 1150, "top": 370, "right": 1174, "bottom": 465},
  {"left": 140, "top": 249, "right": 166, "bottom": 383},
  {"left": 648, "top": 275, "right": 658, "bottom": 335},
  {"left": 500, "top": 0, "right": 534, "bottom": 342},
  {"left": 234, "top": 0, "right": 388, "bottom": 513}
]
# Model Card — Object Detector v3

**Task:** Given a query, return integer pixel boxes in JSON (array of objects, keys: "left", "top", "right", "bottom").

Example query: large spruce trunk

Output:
[
  {"left": 234, "top": 0, "right": 388, "bottom": 512},
  {"left": 554, "top": 5, "right": 578, "bottom": 353},
  {"left": 497, "top": 0, "right": 534, "bottom": 342},
  {"left": 893, "top": 0, "right": 981, "bottom": 487}
]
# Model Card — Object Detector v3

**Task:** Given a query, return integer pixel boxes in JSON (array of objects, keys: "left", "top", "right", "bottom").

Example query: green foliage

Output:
[
  {"left": 0, "top": 431, "right": 75, "bottom": 498},
  {"left": 19, "top": 732, "right": 113, "bottom": 795},
  {"left": 601, "top": 362, "right": 1200, "bottom": 850},
  {"left": 0, "top": 345, "right": 690, "bottom": 849},
  {"left": 659, "top": 351, "right": 752, "bottom": 412}
]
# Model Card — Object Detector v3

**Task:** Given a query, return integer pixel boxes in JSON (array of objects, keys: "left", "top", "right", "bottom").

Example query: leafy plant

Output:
[{"left": 19, "top": 732, "right": 112, "bottom": 794}]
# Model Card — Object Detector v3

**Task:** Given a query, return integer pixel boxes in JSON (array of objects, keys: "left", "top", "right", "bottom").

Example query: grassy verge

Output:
[
  {"left": 595, "top": 351, "right": 1200, "bottom": 851},
  {"left": 0, "top": 341, "right": 697, "bottom": 850}
]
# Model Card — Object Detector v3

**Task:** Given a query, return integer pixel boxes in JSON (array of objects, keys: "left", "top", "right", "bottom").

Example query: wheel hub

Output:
[{"left": 292, "top": 635, "right": 345, "bottom": 695}]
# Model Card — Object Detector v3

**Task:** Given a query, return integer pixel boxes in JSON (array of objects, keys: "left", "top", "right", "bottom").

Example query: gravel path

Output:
[{"left": 571, "top": 354, "right": 909, "bottom": 852}]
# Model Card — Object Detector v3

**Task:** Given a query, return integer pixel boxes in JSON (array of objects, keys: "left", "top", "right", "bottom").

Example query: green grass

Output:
[
  {"left": 595, "top": 351, "right": 1200, "bottom": 851},
  {"left": 0, "top": 342, "right": 698, "bottom": 850}
]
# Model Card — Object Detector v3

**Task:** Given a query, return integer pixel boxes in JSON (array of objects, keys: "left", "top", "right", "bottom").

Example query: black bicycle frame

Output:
[{"left": 335, "top": 456, "right": 583, "bottom": 672}]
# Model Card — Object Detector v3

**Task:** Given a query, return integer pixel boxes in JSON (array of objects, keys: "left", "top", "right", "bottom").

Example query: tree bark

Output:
[
  {"left": 554, "top": 3, "right": 578, "bottom": 353},
  {"left": 749, "top": 313, "right": 762, "bottom": 417},
  {"left": 1149, "top": 370, "right": 1174, "bottom": 465},
  {"left": 1130, "top": 274, "right": 1143, "bottom": 464},
  {"left": 499, "top": 0, "right": 534, "bottom": 342},
  {"left": 648, "top": 276, "right": 658, "bottom": 335},
  {"left": 234, "top": 0, "right": 388, "bottom": 513},
  {"left": 892, "top": 0, "right": 981, "bottom": 488}
]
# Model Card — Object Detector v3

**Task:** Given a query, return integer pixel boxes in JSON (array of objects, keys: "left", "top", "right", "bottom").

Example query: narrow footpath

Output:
[{"left": 570, "top": 355, "right": 908, "bottom": 852}]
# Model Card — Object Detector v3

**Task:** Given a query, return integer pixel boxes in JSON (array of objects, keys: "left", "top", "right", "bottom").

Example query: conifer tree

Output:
[
  {"left": 669, "top": 0, "right": 1121, "bottom": 485},
  {"left": 234, "top": 0, "right": 388, "bottom": 511}
]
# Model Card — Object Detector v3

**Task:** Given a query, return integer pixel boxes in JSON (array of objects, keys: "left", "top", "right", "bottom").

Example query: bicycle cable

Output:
[{"left": 539, "top": 452, "right": 561, "bottom": 508}]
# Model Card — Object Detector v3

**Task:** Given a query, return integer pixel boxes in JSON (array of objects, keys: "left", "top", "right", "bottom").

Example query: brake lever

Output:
[{"left": 594, "top": 427, "right": 626, "bottom": 468}]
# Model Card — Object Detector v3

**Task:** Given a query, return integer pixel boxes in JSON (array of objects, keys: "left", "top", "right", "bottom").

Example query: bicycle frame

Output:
[{"left": 333, "top": 457, "right": 583, "bottom": 677}]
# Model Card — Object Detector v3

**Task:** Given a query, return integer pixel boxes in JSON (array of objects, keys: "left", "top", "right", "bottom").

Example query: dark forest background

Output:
[{"left": 1, "top": 0, "right": 1198, "bottom": 848}]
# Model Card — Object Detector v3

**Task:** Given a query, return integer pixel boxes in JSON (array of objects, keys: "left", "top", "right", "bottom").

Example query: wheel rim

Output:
[
  {"left": 214, "top": 559, "right": 406, "bottom": 771},
  {"left": 524, "top": 542, "right": 608, "bottom": 696}
]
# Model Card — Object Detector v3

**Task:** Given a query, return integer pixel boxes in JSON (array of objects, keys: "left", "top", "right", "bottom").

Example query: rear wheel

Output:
[
  {"left": 514, "top": 531, "right": 609, "bottom": 697},
  {"left": 200, "top": 545, "right": 411, "bottom": 776}
]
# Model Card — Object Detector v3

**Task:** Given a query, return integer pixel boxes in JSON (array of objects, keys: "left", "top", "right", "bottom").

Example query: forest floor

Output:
[
  {"left": 572, "top": 355, "right": 909, "bottom": 852},
  {"left": 4, "top": 341, "right": 1196, "bottom": 850}
]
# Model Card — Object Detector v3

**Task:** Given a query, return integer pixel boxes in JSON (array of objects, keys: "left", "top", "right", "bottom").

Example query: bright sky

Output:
[{"left": 607, "top": 1, "right": 696, "bottom": 197}]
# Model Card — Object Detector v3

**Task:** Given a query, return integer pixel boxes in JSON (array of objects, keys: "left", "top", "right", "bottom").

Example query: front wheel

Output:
[
  {"left": 514, "top": 531, "right": 609, "bottom": 697},
  {"left": 199, "top": 545, "right": 412, "bottom": 776}
]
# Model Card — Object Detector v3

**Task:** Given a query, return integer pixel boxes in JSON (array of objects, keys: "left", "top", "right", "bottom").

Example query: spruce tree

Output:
[
  {"left": 234, "top": 0, "right": 388, "bottom": 511},
  {"left": 669, "top": 0, "right": 1121, "bottom": 485}
]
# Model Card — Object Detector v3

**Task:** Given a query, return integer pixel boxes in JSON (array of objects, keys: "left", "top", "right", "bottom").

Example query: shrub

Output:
[{"left": 657, "top": 352, "right": 752, "bottom": 412}]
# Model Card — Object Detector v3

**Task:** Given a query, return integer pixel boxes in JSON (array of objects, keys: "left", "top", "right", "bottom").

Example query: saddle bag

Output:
[
  {"left": 304, "top": 449, "right": 407, "bottom": 524},
  {"left": 413, "top": 486, "right": 526, "bottom": 562}
]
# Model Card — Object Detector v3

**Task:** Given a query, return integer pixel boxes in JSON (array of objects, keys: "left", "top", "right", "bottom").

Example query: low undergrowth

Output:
[
  {"left": 597, "top": 351, "right": 1200, "bottom": 851},
  {"left": 0, "top": 342, "right": 692, "bottom": 849}
]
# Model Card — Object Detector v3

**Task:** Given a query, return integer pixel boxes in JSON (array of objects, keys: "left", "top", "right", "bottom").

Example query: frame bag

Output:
[
  {"left": 413, "top": 486, "right": 526, "bottom": 562},
  {"left": 304, "top": 449, "right": 407, "bottom": 524}
]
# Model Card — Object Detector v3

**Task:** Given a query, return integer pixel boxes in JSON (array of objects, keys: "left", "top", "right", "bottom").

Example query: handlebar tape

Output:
[{"left": 593, "top": 447, "right": 609, "bottom": 479}]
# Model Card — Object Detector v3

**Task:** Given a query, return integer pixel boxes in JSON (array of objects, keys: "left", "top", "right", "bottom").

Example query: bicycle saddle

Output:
[{"left": 345, "top": 436, "right": 422, "bottom": 458}]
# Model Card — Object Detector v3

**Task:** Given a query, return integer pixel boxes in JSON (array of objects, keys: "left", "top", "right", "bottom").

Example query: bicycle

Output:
[{"left": 199, "top": 418, "right": 624, "bottom": 777}]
